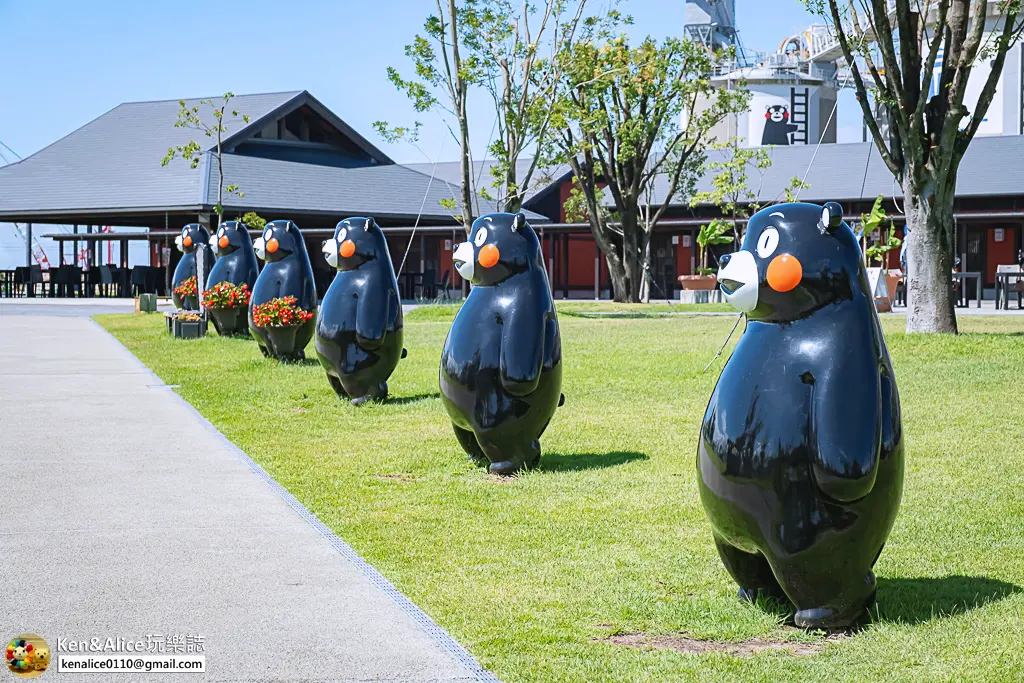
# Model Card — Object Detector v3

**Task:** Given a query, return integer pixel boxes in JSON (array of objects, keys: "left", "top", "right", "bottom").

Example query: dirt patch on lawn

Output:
[
  {"left": 603, "top": 632, "right": 846, "bottom": 657},
  {"left": 374, "top": 473, "right": 420, "bottom": 483}
]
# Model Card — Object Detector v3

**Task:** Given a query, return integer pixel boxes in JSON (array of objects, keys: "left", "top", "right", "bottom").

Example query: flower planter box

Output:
[
  {"left": 171, "top": 316, "right": 208, "bottom": 339},
  {"left": 262, "top": 324, "right": 305, "bottom": 361},
  {"left": 678, "top": 274, "right": 718, "bottom": 291},
  {"left": 209, "top": 306, "right": 249, "bottom": 337}
]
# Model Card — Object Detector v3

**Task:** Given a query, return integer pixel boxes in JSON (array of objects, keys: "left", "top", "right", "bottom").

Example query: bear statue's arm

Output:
[
  {"left": 810, "top": 359, "right": 883, "bottom": 503},
  {"left": 499, "top": 303, "right": 546, "bottom": 397},
  {"left": 355, "top": 283, "right": 391, "bottom": 350}
]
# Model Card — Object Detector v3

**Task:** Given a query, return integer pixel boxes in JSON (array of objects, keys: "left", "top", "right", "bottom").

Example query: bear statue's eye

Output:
[
  {"left": 474, "top": 227, "right": 488, "bottom": 247},
  {"left": 337, "top": 227, "right": 348, "bottom": 242},
  {"left": 264, "top": 229, "right": 273, "bottom": 241},
  {"left": 757, "top": 227, "right": 780, "bottom": 258}
]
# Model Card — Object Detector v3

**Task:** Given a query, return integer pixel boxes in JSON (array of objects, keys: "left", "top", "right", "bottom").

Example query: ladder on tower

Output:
[{"left": 790, "top": 88, "right": 810, "bottom": 145}]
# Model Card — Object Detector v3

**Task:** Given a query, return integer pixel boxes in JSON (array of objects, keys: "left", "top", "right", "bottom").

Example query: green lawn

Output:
[{"left": 96, "top": 311, "right": 1024, "bottom": 682}]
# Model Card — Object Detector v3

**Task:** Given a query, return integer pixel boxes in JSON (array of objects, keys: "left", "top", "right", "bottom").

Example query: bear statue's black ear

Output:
[
  {"left": 819, "top": 201, "right": 843, "bottom": 234},
  {"left": 512, "top": 212, "right": 526, "bottom": 232},
  {"left": 364, "top": 217, "right": 373, "bottom": 231}
]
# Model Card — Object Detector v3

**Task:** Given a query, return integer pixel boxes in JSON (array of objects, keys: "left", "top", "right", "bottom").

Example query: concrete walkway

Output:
[{"left": 0, "top": 308, "right": 495, "bottom": 682}]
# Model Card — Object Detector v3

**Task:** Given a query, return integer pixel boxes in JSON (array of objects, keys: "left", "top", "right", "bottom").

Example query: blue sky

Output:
[
  {"left": 0, "top": 0, "right": 859, "bottom": 267},
  {"left": 0, "top": 0, "right": 859, "bottom": 163}
]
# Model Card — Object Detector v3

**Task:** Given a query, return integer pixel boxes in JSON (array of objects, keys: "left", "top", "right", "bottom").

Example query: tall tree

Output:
[
  {"left": 554, "top": 35, "right": 747, "bottom": 302},
  {"left": 463, "top": 0, "right": 590, "bottom": 212},
  {"left": 808, "top": 0, "right": 1023, "bottom": 333},
  {"left": 162, "top": 92, "right": 249, "bottom": 229},
  {"left": 378, "top": 0, "right": 483, "bottom": 234}
]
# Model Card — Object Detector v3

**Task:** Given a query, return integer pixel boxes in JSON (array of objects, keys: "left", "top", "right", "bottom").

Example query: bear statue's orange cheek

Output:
[
  {"left": 478, "top": 244, "right": 500, "bottom": 269},
  {"left": 767, "top": 254, "right": 802, "bottom": 292}
]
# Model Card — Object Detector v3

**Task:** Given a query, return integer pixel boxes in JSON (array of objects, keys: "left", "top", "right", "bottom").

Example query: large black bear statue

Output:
[
  {"left": 171, "top": 223, "right": 214, "bottom": 310},
  {"left": 249, "top": 220, "right": 318, "bottom": 361},
  {"left": 699, "top": 202, "right": 903, "bottom": 629},
  {"left": 315, "top": 217, "right": 405, "bottom": 405},
  {"left": 206, "top": 220, "right": 260, "bottom": 336},
  {"left": 439, "top": 212, "right": 563, "bottom": 475}
]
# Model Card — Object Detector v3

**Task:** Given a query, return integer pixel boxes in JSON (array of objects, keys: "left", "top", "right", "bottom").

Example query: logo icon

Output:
[{"left": 5, "top": 634, "right": 49, "bottom": 678}]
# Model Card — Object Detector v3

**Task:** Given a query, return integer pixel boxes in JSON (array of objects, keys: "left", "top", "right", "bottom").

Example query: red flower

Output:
[
  {"left": 251, "top": 295, "right": 313, "bottom": 327},
  {"left": 203, "top": 281, "right": 251, "bottom": 309}
]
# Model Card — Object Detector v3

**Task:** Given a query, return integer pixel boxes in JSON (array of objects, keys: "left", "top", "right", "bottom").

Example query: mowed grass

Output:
[{"left": 96, "top": 311, "right": 1024, "bottom": 682}]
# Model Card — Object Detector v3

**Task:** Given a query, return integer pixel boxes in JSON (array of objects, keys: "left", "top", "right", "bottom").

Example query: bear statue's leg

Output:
[
  {"left": 350, "top": 382, "right": 387, "bottom": 407},
  {"left": 326, "top": 374, "right": 349, "bottom": 400},
  {"left": 477, "top": 437, "right": 540, "bottom": 476},
  {"left": 714, "top": 536, "right": 788, "bottom": 603},
  {"left": 774, "top": 557, "right": 877, "bottom": 629},
  {"left": 452, "top": 425, "right": 488, "bottom": 465}
]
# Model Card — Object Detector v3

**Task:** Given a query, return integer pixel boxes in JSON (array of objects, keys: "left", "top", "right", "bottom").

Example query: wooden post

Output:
[{"left": 25, "top": 223, "right": 32, "bottom": 266}]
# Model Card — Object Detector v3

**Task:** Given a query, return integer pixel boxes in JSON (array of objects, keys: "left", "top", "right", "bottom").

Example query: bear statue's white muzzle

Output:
[
  {"left": 253, "top": 236, "right": 266, "bottom": 261},
  {"left": 323, "top": 238, "right": 339, "bottom": 268},
  {"left": 453, "top": 241, "right": 475, "bottom": 281},
  {"left": 718, "top": 250, "right": 759, "bottom": 313},
  {"left": 174, "top": 235, "right": 184, "bottom": 253}
]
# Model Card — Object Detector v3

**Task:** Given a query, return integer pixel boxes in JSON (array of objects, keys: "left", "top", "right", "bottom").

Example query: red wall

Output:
[
  {"left": 987, "top": 225, "right": 1017, "bottom": 284},
  {"left": 439, "top": 236, "right": 461, "bottom": 287},
  {"left": 676, "top": 235, "right": 693, "bottom": 276}
]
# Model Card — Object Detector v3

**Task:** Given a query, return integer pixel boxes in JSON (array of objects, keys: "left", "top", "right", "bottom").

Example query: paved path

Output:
[{"left": 0, "top": 308, "right": 495, "bottom": 682}]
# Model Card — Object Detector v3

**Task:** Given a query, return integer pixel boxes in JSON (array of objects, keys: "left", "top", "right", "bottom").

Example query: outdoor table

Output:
[
  {"left": 401, "top": 272, "right": 422, "bottom": 300},
  {"left": 0, "top": 270, "right": 14, "bottom": 297},
  {"left": 953, "top": 271, "right": 982, "bottom": 308},
  {"left": 995, "top": 270, "right": 1024, "bottom": 310}
]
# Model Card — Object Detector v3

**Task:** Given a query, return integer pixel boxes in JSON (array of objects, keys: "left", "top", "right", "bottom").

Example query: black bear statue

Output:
[
  {"left": 171, "top": 223, "right": 214, "bottom": 310},
  {"left": 439, "top": 212, "right": 563, "bottom": 475},
  {"left": 699, "top": 201, "right": 904, "bottom": 629},
  {"left": 249, "top": 219, "right": 318, "bottom": 362},
  {"left": 315, "top": 217, "right": 405, "bottom": 405},
  {"left": 206, "top": 220, "right": 260, "bottom": 336}
]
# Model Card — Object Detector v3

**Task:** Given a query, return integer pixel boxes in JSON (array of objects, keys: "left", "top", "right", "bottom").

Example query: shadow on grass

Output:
[
  {"left": 541, "top": 450, "right": 648, "bottom": 472},
  {"left": 388, "top": 392, "right": 440, "bottom": 406},
  {"left": 872, "top": 575, "right": 1022, "bottom": 624}
]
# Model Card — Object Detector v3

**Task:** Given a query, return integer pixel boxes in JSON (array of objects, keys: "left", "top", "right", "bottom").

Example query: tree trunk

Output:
[
  {"left": 607, "top": 254, "right": 629, "bottom": 302},
  {"left": 459, "top": 120, "right": 474, "bottom": 234},
  {"left": 903, "top": 173, "right": 958, "bottom": 334}
]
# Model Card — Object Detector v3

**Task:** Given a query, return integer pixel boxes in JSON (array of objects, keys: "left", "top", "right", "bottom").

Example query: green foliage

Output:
[
  {"left": 554, "top": 32, "right": 749, "bottom": 300},
  {"left": 161, "top": 92, "right": 249, "bottom": 218},
  {"left": 696, "top": 218, "right": 734, "bottom": 272},
  {"left": 782, "top": 176, "right": 810, "bottom": 203},
  {"left": 463, "top": 0, "right": 601, "bottom": 211},
  {"left": 862, "top": 195, "right": 901, "bottom": 265},
  {"left": 690, "top": 138, "right": 770, "bottom": 238},
  {"left": 241, "top": 211, "right": 266, "bottom": 231}
]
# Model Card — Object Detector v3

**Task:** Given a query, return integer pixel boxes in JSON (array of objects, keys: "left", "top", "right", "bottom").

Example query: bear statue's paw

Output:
[
  {"left": 488, "top": 460, "right": 526, "bottom": 476},
  {"left": 738, "top": 586, "right": 789, "bottom": 604}
]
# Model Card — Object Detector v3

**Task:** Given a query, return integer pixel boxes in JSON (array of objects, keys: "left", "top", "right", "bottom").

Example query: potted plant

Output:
[
  {"left": 251, "top": 296, "right": 315, "bottom": 361},
  {"left": 172, "top": 311, "right": 206, "bottom": 339},
  {"left": 680, "top": 219, "right": 734, "bottom": 291},
  {"left": 861, "top": 196, "right": 902, "bottom": 311},
  {"left": 203, "top": 281, "right": 252, "bottom": 337},
  {"left": 173, "top": 275, "right": 199, "bottom": 311}
]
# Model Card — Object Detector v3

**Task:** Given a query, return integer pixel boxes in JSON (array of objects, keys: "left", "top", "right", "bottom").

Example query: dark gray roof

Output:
[
  {"left": 634, "top": 135, "right": 1024, "bottom": 208},
  {"left": 403, "top": 158, "right": 571, "bottom": 202},
  {"left": 0, "top": 92, "right": 303, "bottom": 216},
  {"left": 213, "top": 153, "right": 545, "bottom": 221},
  {"left": 0, "top": 89, "right": 542, "bottom": 224}
]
